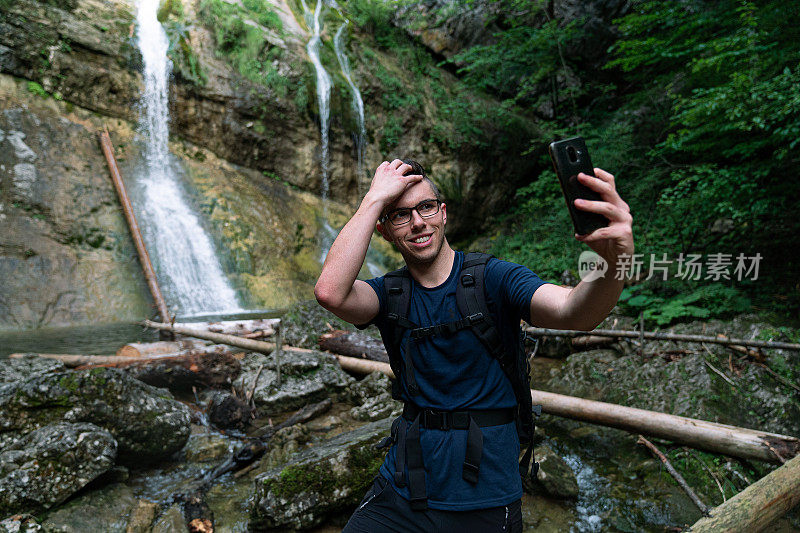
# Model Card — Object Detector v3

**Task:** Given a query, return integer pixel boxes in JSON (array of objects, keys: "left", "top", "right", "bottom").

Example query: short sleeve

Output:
[
  {"left": 485, "top": 258, "right": 549, "bottom": 325},
  {"left": 355, "top": 276, "right": 386, "bottom": 329}
]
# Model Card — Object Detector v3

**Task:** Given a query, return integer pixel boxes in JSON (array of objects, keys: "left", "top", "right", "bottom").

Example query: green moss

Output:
[
  {"left": 59, "top": 373, "right": 82, "bottom": 393},
  {"left": 266, "top": 440, "right": 382, "bottom": 500},
  {"left": 27, "top": 81, "right": 50, "bottom": 99}
]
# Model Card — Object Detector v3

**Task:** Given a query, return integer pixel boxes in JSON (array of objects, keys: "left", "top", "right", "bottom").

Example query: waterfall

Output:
[
  {"left": 334, "top": 21, "right": 366, "bottom": 197},
  {"left": 133, "top": 0, "right": 243, "bottom": 317},
  {"left": 301, "top": 0, "right": 332, "bottom": 201}
]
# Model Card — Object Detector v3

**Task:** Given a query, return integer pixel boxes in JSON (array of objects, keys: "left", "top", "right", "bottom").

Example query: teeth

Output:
[{"left": 412, "top": 236, "right": 430, "bottom": 244}]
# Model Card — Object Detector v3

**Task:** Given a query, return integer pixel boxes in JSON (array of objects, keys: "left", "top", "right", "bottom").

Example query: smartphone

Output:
[{"left": 548, "top": 137, "right": 609, "bottom": 235}]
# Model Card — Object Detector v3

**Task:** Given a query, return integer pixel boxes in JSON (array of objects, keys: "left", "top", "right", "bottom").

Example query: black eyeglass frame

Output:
[{"left": 380, "top": 199, "right": 442, "bottom": 226}]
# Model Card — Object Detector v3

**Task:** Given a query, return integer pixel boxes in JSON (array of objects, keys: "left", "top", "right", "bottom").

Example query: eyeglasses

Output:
[{"left": 381, "top": 199, "right": 441, "bottom": 226}]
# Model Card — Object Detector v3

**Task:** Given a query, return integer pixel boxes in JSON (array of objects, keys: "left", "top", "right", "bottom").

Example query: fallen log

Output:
[
  {"left": 99, "top": 129, "right": 171, "bottom": 327},
  {"left": 116, "top": 340, "right": 208, "bottom": 357},
  {"left": 83, "top": 350, "right": 243, "bottom": 391},
  {"left": 333, "top": 355, "right": 800, "bottom": 464},
  {"left": 141, "top": 320, "right": 318, "bottom": 356},
  {"left": 688, "top": 453, "right": 800, "bottom": 532},
  {"left": 9, "top": 352, "right": 183, "bottom": 367},
  {"left": 571, "top": 335, "right": 615, "bottom": 350},
  {"left": 179, "top": 318, "right": 280, "bottom": 337},
  {"left": 318, "top": 330, "right": 389, "bottom": 362},
  {"left": 11, "top": 344, "right": 243, "bottom": 368},
  {"left": 524, "top": 327, "right": 800, "bottom": 351}
]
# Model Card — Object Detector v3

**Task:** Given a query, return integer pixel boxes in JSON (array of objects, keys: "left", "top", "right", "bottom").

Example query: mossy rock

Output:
[
  {"left": 251, "top": 417, "right": 391, "bottom": 531},
  {"left": 0, "top": 367, "right": 191, "bottom": 461}
]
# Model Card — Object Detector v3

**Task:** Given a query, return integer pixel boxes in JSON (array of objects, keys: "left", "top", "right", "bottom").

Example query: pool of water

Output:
[{"left": 0, "top": 310, "right": 282, "bottom": 357}]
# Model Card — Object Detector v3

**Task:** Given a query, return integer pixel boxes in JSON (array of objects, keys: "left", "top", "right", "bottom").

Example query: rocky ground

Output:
[{"left": 1, "top": 302, "right": 798, "bottom": 532}]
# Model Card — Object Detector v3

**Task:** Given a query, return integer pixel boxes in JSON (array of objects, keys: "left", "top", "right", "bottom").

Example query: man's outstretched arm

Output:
[
  {"left": 315, "top": 160, "right": 422, "bottom": 325},
  {"left": 529, "top": 168, "right": 634, "bottom": 331}
]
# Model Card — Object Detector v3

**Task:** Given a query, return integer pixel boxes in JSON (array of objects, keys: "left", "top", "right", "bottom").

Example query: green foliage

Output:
[
  {"left": 479, "top": 0, "right": 800, "bottom": 321},
  {"left": 618, "top": 283, "right": 751, "bottom": 326},
  {"left": 199, "top": 0, "right": 288, "bottom": 95},
  {"left": 26, "top": 81, "right": 49, "bottom": 98},
  {"left": 164, "top": 22, "right": 208, "bottom": 86}
]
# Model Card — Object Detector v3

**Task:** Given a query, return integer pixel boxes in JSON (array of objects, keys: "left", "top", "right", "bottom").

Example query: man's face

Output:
[{"left": 378, "top": 180, "right": 447, "bottom": 266}]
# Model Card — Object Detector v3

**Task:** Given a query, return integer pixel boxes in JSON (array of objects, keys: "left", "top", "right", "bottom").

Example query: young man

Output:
[{"left": 315, "top": 159, "right": 633, "bottom": 532}]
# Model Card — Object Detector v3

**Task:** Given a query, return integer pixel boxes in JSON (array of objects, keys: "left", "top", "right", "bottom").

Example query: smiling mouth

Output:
[{"left": 410, "top": 234, "right": 432, "bottom": 244}]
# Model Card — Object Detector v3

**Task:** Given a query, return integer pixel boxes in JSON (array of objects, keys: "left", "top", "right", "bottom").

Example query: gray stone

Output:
[
  {"left": 39, "top": 483, "right": 137, "bottom": 533},
  {"left": 234, "top": 351, "right": 354, "bottom": 413},
  {"left": 0, "top": 422, "right": 116, "bottom": 516},
  {"left": 346, "top": 372, "right": 403, "bottom": 422},
  {"left": 0, "top": 355, "right": 65, "bottom": 386},
  {"left": 251, "top": 417, "right": 392, "bottom": 531},
  {"left": 533, "top": 445, "right": 579, "bottom": 499},
  {"left": 0, "top": 367, "right": 191, "bottom": 461},
  {"left": 261, "top": 425, "right": 311, "bottom": 470}
]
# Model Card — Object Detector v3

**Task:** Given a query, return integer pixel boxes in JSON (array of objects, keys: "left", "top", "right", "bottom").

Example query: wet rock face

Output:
[
  {"left": 251, "top": 417, "right": 392, "bottom": 531},
  {"left": 0, "top": 88, "right": 151, "bottom": 330},
  {"left": 0, "top": 367, "right": 191, "bottom": 461},
  {"left": 0, "top": 422, "right": 117, "bottom": 516},
  {"left": 531, "top": 445, "right": 579, "bottom": 499},
  {"left": 233, "top": 350, "right": 354, "bottom": 413}
]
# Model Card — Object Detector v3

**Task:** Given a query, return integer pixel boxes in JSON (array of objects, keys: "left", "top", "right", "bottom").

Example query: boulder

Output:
[
  {"left": 0, "top": 367, "right": 191, "bottom": 461},
  {"left": 251, "top": 417, "right": 392, "bottom": 531},
  {"left": 39, "top": 483, "right": 138, "bottom": 533},
  {"left": 233, "top": 351, "right": 354, "bottom": 413},
  {"left": 0, "top": 422, "right": 116, "bottom": 516},
  {"left": 0, "top": 355, "right": 64, "bottom": 386},
  {"left": 345, "top": 372, "right": 403, "bottom": 422},
  {"left": 532, "top": 445, "right": 579, "bottom": 499}
]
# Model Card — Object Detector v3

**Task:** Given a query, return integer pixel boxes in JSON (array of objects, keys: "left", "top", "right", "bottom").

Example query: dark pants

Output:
[{"left": 342, "top": 476, "right": 523, "bottom": 533}]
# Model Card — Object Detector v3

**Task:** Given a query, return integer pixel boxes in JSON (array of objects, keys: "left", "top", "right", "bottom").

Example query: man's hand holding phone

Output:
[{"left": 572, "top": 168, "right": 634, "bottom": 265}]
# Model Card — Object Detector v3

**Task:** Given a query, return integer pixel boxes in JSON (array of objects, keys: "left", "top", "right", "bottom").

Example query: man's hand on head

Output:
[
  {"left": 365, "top": 159, "right": 424, "bottom": 208},
  {"left": 572, "top": 168, "right": 634, "bottom": 264}
]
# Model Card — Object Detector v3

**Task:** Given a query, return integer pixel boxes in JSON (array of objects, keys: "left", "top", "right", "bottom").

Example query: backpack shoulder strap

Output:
[
  {"left": 383, "top": 267, "right": 416, "bottom": 397},
  {"left": 456, "top": 252, "right": 504, "bottom": 361}
]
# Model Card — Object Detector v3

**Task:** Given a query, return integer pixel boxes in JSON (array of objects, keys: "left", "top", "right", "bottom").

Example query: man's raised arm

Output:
[
  {"left": 315, "top": 160, "right": 422, "bottom": 325},
  {"left": 529, "top": 168, "right": 634, "bottom": 331}
]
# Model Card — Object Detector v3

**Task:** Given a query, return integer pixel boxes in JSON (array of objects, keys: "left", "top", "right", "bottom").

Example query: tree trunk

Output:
[
  {"left": 318, "top": 330, "right": 389, "bottom": 362},
  {"left": 333, "top": 355, "right": 800, "bottom": 465},
  {"left": 116, "top": 340, "right": 207, "bottom": 357},
  {"left": 688, "top": 453, "right": 800, "bottom": 532}
]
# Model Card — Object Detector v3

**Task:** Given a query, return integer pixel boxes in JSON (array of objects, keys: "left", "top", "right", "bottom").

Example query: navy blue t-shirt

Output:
[{"left": 363, "top": 251, "right": 548, "bottom": 510}]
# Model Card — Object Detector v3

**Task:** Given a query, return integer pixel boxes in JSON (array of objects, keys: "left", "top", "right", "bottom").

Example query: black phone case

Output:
[{"left": 549, "top": 137, "right": 609, "bottom": 235}]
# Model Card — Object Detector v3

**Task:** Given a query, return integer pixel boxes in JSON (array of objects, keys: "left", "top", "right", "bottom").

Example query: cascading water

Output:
[
  {"left": 334, "top": 21, "right": 366, "bottom": 197},
  {"left": 301, "top": 0, "right": 332, "bottom": 202},
  {"left": 301, "top": 0, "right": 337, "bottom": 262},
  {"left": 133, "top": 0, "right": 242, "bottom": 317}
]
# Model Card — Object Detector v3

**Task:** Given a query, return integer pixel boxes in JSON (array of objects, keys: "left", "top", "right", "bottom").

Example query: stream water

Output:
[{"left": 130, "top": 0, "right": 243, "bottom": 318}]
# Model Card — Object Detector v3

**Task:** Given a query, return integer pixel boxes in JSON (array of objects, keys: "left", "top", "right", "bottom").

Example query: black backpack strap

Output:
[
  {"left": 384, "top": 268, "right": 420, "bottom": 397},
  {"left": 456, "top": 252, "right": 540, "bottom": 486},
  {"left": 456, "top": 253, "right": 504, "bottom": 361}
]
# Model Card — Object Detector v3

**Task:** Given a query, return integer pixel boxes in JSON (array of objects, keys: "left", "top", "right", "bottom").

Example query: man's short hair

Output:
[{"left": 401, "top": 159, "right": 441, "bottom": 202}]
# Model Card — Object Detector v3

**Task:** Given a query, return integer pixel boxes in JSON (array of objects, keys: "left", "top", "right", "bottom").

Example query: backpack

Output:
[{"left": 379, "top": 252, "right": 539, "bottom": 509}]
